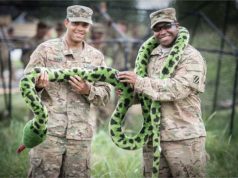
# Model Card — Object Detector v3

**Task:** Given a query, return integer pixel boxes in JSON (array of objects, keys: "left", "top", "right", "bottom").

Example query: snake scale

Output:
[{"left": 18, "top": 27, "right": 189, "bottom": 177}]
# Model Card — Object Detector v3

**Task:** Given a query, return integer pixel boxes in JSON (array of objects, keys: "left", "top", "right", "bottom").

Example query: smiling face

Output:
[
  {"left": 153, "top": 22, "right": 179, "bottom": 48},
  {"left": 64, "top": 19, "right": 90, "bottom": 46}
]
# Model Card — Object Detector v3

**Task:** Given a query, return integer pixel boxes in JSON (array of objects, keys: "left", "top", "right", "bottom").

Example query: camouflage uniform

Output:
[
  {"left": 25, "top": 37, "right": 110, "bottom": 178},
  {"left": 134, "top": 44, "right": 207, "bottom": 178},
  {"left": 134, "top": 8, "right": 207, "bottom": 178},
  {"left": 25, "top": 5, "right": 111, "bottom": 178}
]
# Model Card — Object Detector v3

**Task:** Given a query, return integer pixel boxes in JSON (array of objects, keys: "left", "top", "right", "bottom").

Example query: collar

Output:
[
  {"left": 61, "top": 36, "right": 86, "bottom": 56},
  {"left": 151, "top": 44, "right": 171, "bottom": 56}
]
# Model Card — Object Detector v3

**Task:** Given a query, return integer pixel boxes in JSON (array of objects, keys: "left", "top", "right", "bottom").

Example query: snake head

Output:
[
  {"left": 18, "top": 120, "right": 46, "bottom": 154},
  {"left": 16, "top": 145, "right": 26, "bottom": 154}
]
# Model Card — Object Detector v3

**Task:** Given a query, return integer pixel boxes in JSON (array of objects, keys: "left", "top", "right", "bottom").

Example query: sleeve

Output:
[
  {"left": 134, "top": 50, "right": 206, "bottom": 101},
  {"left": 23, "top": 44, "right": 46, "bottom": 93},
  {"left": 24, "top": 44, "right": 46, "bottom": 74},
  {"left": 85, "top": 54, "right": 111, "bottom": 106}
]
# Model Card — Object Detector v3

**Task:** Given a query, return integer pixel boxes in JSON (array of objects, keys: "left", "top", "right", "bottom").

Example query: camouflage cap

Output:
[
  {"left": 150, "top": 8, "right": 177, "bottom": 28},
  {"left": 67, "top": 5, "right": 93, "bottom": 24}
]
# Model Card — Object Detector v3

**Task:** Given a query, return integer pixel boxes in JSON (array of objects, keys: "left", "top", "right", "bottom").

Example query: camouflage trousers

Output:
[
  {"left": 143, "top": 137, "right": 207, "bottom": 178},
  {"left": 28, "top": 135, "right": 91, "bottom": 178}
]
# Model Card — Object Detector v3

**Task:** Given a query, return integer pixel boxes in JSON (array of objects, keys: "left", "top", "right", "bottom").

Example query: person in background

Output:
[
  {"left": 22, "top": 21, "right": 49, "bottom": 68},
  {"left": 55, "top": 22, "right": 65, "bottom": 38},
  {"left": 90, "top": 23, "right": 105, "bottom": 52}
]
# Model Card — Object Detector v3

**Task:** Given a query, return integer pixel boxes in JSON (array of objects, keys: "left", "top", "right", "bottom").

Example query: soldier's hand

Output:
[
  {"left": 69, "top": 76, "right": 91, "bottom": 95},
  {"left": 118, "top": 71, "right": 137, "bottom": 86},
  {"left": 36, "top": 71, "right": 49, "bottom": 90}
]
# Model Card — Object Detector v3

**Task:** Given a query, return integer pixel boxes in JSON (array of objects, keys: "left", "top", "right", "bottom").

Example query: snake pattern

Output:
[{"left": 19, "top": 27, "right": 189, "bottom": 177}]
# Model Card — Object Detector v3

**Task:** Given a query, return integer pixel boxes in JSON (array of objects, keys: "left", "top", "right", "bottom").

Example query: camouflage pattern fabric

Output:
[
  {"left": 28, "top": 135, "right": 91, "bottom": 178},
  {"left": 24, "top": 37, "right": 110, "bottom": 177},
  {"left": 143, "top": 137, "right": 207, "bottom": 178},
  {"left": 134, "top": 43, "right": 207, "bottom": 177},
  {"left": 24, "top": 37, "right": 111, "bottom": 140},
  {"left": 67, "top": 5, "right": 93, "bottom": 24},
  {"left": 134, "top": 44, "right": 207, "bottom": 141},
  {"left": 150, "top": 8, "right": 177, "bottom": 28}
]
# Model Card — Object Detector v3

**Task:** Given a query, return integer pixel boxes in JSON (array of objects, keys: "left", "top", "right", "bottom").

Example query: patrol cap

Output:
[
  {"left": 67, "top": 5, "right": 93, "bottom": 24},
  {"left": 150, "top": 8, "right": 177, "bottom": 28}
]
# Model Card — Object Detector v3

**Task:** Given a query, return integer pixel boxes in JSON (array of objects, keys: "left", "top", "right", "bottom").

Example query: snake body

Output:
[
  {"left": 19, "top": 27, "right": 189, "bottom": 177},
  {"left": 134, "top": 27, "right": 189, "bottom": 177},
  {"left": 19, "top": 67, "right": 133, "bottom": 148}
]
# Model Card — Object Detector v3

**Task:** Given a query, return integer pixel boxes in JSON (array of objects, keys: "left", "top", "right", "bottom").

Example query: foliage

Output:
[
  {"left": 0, "top": 95, "right": 28, "bottom": 177},
  {"left": 205, "top": 110, "right": 238, "bottom": 177},
  {"left": 0, "top": 119, "right": 28, "bottom": 178}
]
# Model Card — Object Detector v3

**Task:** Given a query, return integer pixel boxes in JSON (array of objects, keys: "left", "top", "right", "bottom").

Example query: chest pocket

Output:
[
  {"left": 148, "top": 55, "right": 166, "bottom": 78},
  {"left": 46, "top": 53, "right": 64, "bottom": 69},
  {"left": 81, "top": 56, "right": 97, "bottom": 69}
]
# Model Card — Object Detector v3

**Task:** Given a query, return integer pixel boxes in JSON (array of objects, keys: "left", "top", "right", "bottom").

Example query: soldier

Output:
[
  {"left": 22, "top": 21, "right": 49, "bottom": 68},
  {"left": 90, "top": 23, "right": 105, "bottom": 52},
  {"left": 118, "top": 8, "right": 207, "bottom": 178},
  {"left": 25, "top": 5, "right": 111, "bottom": 178}
]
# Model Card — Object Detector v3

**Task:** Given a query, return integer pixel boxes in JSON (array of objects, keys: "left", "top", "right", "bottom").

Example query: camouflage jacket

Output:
[
  {"left": 22, "top": 36, "right": 47, "bottom": 68},
  {"left": 24, "top": 37, "right": 111, "bottom": 140},
  {"left": 134, "top": 44, "right": 207, "bottom": 141}
]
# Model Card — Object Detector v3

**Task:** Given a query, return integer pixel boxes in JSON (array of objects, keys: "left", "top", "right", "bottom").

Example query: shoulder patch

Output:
[{"left": 193, "top": 75, "right": 200, "bottom": 84}]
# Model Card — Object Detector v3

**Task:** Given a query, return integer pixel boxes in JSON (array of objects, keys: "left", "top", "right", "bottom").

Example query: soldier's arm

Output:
[
  {"left": 134, "top": 51, "right": 206, "bottom": 101},
  {"left": 24, "top": 44, "right": 46, "bottom": 74},
  {"left": 24, "top": 44, "right": 47, "bottom": 92},
  {"left": 85, "top": 55, "right": 111, "bottom": 106}
]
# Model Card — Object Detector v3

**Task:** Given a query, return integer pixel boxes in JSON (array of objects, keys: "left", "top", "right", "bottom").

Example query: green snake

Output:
[{"left": 17, "top": 27, "right": 189, "bottom": 177}]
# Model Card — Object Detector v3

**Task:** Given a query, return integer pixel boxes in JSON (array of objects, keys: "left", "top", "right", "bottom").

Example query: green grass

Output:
[
  {"left": 206, "top": 131, "right": 238, "bottom": 177},
  {"left": 1, "top": 94, "right": 238, "bottom": 177},
  {"left": 0, "top": 120, "right": 28, "bottom": 178},
  {"left": 0, "top": 94, "right": 29, "bottom": 178},
  {"left": 204, "top": 108, "right": 238, "bottom": 177},
  {"left": 92, "top": 131, "right": 142, "bottom": 178}
]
